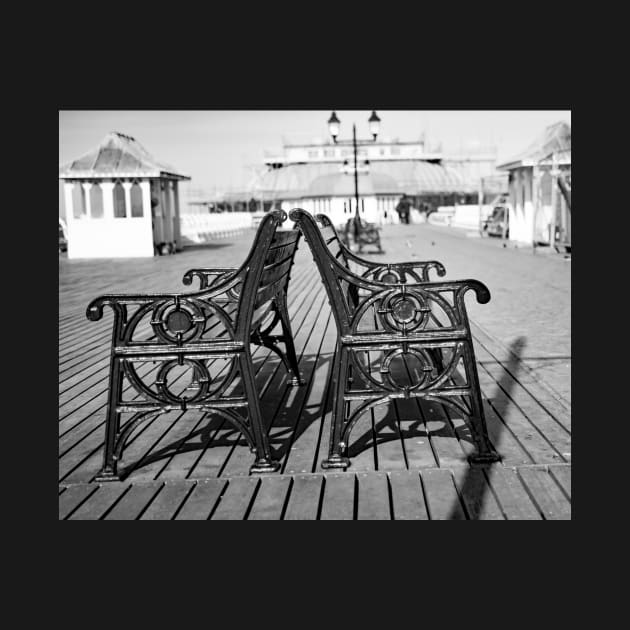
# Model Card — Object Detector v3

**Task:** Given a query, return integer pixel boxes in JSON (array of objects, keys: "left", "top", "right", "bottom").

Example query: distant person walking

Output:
[{"left": 396, "top": 194, "right": 411, "bottom": 224}]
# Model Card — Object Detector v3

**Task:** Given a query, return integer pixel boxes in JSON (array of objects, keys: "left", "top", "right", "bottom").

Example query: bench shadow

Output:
[
  {"left": 323, "top": 352, "right": 482, "bottom": 462},
  {"left": 447, "top": 336, "right": 527, "bottom": 520},
  {"left": 266, "top": 349, "right": 482, "bottom": 466},
  {"left": 346, "top": 402, "right": 460, "bottom": 460},
  {"left": 122, "top": 354, "right": 328, "bottom": 477},
  {"left": 262, "top": 351, "right": 460, "bottom": 465},
  {"left": 264, "top": 353, "right": 334, "bottom": 462}
]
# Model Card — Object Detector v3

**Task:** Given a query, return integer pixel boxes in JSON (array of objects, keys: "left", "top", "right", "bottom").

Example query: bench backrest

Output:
[
  {"left": 236, "top": 211, "right": 301, "bottom": 338},
  {"left": 312, "top": 213, "right": 351, "bottom": 270},
  {"left": 249, "top": 227, "right": 301, "bottom": 331}
]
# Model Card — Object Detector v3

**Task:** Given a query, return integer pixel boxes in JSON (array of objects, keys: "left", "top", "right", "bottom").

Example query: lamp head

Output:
[
  {"left": 328, "top": 111, "right": 341, "bottom": 143},
  {"left": 368, "top": 110, "right": 381, "bottom": 140}
]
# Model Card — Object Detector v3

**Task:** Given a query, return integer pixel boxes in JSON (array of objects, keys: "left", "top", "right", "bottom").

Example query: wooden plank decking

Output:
[
  {"left": 59, "top": 240, "right": 571, "bottom": 519},
  {"left": 59, "top": 464, "right": 570, "bottom": 520}
]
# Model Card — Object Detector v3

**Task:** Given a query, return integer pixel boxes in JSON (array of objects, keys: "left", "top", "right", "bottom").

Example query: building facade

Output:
[
  {"left": 497, "top": 122, "right": 571, "bottom": 247},
  {"left": 59, "top": 132, "right": 190, "bottom": 258},
  {"left": 249, "top": 137, "right": 498, "bottom": 228}
]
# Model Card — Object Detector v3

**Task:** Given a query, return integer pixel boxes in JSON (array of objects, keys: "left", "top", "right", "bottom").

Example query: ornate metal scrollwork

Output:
[
  {"left": 150, "top": 297, "right": 209, "bottom": 345},
  {"left": 122, "top": 356, "right": 238, "bottom": 408},
  {"left": 362, "top": 262, "right": 445, "bottom": 284},
  {"left": 378, "top": 289, "right": 432, "bottom": 333},
  {"left": 349, "top": 284, "right": 459, "bottom": 337},
  {"left": 349, "top": 342, "right": 464, "bottom": 395},
  {"left": 182, "top": 267, "right": 242, "bottom": 299},
  {"left": 380, "top": 347, "right": 435, "bottom": 391},
  {"left": 154, "top": 359, "right": 211, "bottom": 405}
]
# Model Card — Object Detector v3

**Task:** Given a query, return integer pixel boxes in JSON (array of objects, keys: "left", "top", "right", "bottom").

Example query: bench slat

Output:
[
  {"left": 319, "top": 225, "right": 336, "bottom": 241},
  {"left": 258, "top": 257, "right": 294, "bottom": 292},
  {"left": 269, "top": 230, "right": 300, "bottom": 248}
]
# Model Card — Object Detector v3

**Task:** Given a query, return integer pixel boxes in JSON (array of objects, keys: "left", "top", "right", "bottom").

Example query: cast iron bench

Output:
[
  {"left": 341, "top": 214, "right": 384, "bottom": 254},
  {"left": 290, "top": 209, "right": 501, "bottom": 470},
  {"left": 86, "top": 210, "right": 303, "bottom": 481}
]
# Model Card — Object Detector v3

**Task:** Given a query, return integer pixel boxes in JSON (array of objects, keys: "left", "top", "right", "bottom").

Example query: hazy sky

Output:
[{"left": 59, "top": 110, "right": 570, "bottom": 212}]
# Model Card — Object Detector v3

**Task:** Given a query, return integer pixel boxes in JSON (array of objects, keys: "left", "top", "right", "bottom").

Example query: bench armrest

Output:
[
  {"left": 354, "top": 256, "right": 446, "bottom": 283},
  {"left": 340, "top": 260, "right": 490, "bottom": 304},
  {"left": 182, "top": 267, "right": 238, "bottom": 289},
  {"left": 86, "top": 268, "right": 244, "bottom": 344},
  {"left": 327, "top": 255, "right": 489, "bottom": 334}
]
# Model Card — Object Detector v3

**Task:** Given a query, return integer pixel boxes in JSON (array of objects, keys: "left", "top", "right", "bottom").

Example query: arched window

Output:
[
  {"left": 90, "top": 183, "right": 104, "bottom": 218},
  {"left": 130, "top": 182, "right": 143, "bottom": 217},
  {"left": 113, "top": 182, "right": 127, "bottom": 218},
  {"left": 72, "top": 183, "right": 86, "bottom": 219}
]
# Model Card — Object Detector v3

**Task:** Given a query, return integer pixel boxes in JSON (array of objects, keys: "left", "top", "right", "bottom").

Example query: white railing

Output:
[
  {"left": 429, "top": 205, "right": 494, "bottom": 229},
  {"left": 180, "top": 212, "right": 254, "bottom": 244}
]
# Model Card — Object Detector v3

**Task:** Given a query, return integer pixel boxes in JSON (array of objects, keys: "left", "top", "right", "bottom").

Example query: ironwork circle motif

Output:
[
  {"left": 380, "top": 290, "right": 429, "bottom": 332},
  {"left": 155, "top": 358, "right": 211, "bottom": 404},
  {"left": 152, "top": 298, "right": 205, "bottom": 343},
  {"left": 380, "top": 271, "right": 399, "bottom": 284},
  {"left": 381, "top": 347, "right": 434, "bottom": 390}
]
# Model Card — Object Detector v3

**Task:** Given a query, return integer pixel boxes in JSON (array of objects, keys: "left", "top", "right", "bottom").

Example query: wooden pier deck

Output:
[{"left": 59, "top": 234, "right": 571, "bottom": 520}]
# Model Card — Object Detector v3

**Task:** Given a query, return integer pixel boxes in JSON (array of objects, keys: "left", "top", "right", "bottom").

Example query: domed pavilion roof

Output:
[
  {"left": 59, "top": 132, "right": 190, "bottom": 181},
  {"left": 251, "top": 159, "right": 466, "bottom": 199}
]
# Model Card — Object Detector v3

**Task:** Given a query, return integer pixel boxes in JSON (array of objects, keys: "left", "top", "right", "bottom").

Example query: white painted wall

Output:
[
  {"left": 172, "top": 182, "right": 182, "bottom": 250},
  {"left": 65, "top": 180, "right": 154, "bottom": 258},
  {"left": 67, "top": 216, "right": 154, "bottom": 258},
  {"left": 507, "top": 167, "right": 553, "bottom": 244}
]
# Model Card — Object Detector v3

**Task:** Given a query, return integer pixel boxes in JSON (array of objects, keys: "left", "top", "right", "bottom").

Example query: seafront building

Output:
[
  {"left": 59, "top": 132, "right": 190, "bottom": 258},
  {"left": 497, "top": 122, "right": 571, "bottom": 248},
  {"left": 183, "top": 135, "right": 500, "bottom": 232}
]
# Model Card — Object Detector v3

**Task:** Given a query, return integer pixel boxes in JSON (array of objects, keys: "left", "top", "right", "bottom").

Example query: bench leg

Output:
[
  {"left": 95, "top": 358, "right": 124, "bottom": 482},
  {"left": 239, "top": 355, "right": 281, "bottom": 474},
  {"left": 322, "top": 346, "right": 350, "bottom": 470},
  {"left": 461, "top": 344, "right": 502, "bottom": 464},
  {"left": 276, "top": 293, "right": 305, "bottom": 386}
]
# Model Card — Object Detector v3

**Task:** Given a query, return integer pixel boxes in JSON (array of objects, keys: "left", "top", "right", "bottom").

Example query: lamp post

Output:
[{"left": 327, "top": 110, "right": 381, "bottom": 220}]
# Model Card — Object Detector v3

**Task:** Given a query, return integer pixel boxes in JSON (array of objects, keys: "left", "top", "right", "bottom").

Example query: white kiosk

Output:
[
  {"left": 59, "top": 132, "right": 190, "bottom": 258},
  {"left": 497, "top": 122, "right": 571, "bottom": 246}
]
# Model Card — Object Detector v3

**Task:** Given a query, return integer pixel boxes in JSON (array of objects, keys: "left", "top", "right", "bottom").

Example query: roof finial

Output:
[{"left": 111, "top": 130, "right": 136, "bottom": 142}]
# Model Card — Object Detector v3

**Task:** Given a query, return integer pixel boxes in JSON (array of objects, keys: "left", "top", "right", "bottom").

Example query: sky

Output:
[{"left": 59, "top": 110, "right": 571, "bottom": 215}]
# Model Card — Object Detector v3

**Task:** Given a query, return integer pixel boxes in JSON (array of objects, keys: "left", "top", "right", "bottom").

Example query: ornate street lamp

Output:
[{"left": 327, "top": 110, "right": 380, "bottom": 221}]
